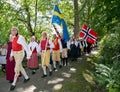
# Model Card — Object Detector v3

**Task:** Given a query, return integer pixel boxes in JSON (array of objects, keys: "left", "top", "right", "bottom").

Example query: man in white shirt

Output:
[
  {"left": 10, "top": 27, "right": 32, "bottom": 91},
  {"left": 52, "top": 34, "right": 62, "bottom": 71},
  {"left": 39, "top": 32, "right": 54, "bottom": 78}
]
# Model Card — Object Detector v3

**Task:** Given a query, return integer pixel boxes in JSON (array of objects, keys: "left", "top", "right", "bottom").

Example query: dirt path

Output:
[{"left": 0, "top": 57, "right": 86, "bottom": 92}]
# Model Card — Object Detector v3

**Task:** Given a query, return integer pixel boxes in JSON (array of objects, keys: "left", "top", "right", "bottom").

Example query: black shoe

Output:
[
  {"left": 32, "top": 71, "right": 36, "bottom": 75},
  {"left": 59, "top": 65, "right": 62, "bottom": 69},
  {"left": 10, "top": 85, "right": 16, "bottom": 91},
  {"left": 41, "top": 75, "right": 47, "bottom": 78},
  {"left": 24, "top": 78, "right": 30, "bottom": 83},
  {"left": 9, "top": 80, "right": 13, "bottom": 83},
  {"left": 49, "top": 71, "right": 52, "bottom": 76},
  {"left": 2, "top": 69, "right": 6, "bottom": 73},
  {"left": 53, "top": 68, "right": 57, "bottom": 71}
]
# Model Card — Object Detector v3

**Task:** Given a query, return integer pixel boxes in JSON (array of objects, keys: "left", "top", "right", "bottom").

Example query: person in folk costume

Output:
[
  {"left": 79, "top": 38, "right": 84, "bottom": 56},
  {"left": 52, "top": 34, "right": 62, "bottom": 71},
  {"left": 66, "top": 39, "right": 71, "bottom": 59},
  {"left": 61, "top": 37, "right": 69, "bottom": 66},
  {"left": 76, "top": 38, "right": 81, "bottom": 58},
  {"left": 92, "top": 41, "right": 97, "bottom": 51},
  {"left": 86, "top": 41, "right": 92, "bottom": 54},
  {"left": 6, "top": 35, "right": 15, "bottom": 83},
  {"left": 83, "top": 40, "right": 88, "bottom": 54},
  {"left": 27, "top": 36, "right": 39, "bottom": 75},
  {"left": 10, "top": 27, "right": 32, "bottom": 91},
  {"left": 39, "top": 32, "right": 54, "bottom": 78},
  {"left": 0, "top": 44, "right": 7, "bottom": 72},
  {"left": 69, "top": 38, "right": 78, "bottom": 61}
]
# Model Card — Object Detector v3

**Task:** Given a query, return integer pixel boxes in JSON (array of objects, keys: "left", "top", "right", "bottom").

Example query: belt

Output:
[
  {"left": 42, "top": 50, "right": 50, "bottom": 53},
  {"left": 13, "top": 50, "right": 24, "bottom": 54}
]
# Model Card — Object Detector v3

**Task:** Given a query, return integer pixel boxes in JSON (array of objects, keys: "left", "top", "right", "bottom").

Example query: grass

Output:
[
  {"left": 0, "top": 65, "right": 5, "bottom": 77},
  {"left": 0, "top": 70, "right": 5, "bottom": 77},
  {"left": 55, "top": 55, "right": 107, "bottom": 92}
]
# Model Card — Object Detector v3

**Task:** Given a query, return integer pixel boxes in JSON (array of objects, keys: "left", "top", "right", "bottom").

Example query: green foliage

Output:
[
  {"left": 94, "top": 24, "right": 120, "bottom": 90},
  {"left": 94, "top": 56, "right": 120, "bottom": 91},
  {"left": 0, "top": 0, "right": 75, "bottom": 43},
  {"left": 95, "top": 64, "right": 110, "bottom": 87},
  {"left": 99, "top": 24, "right": 120, "bottom": 64},
  {"left": 90, "top": 0, "right": 120, "bottom": 91}
]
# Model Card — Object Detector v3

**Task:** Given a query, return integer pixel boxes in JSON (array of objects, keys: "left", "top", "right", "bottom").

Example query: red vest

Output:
[
  {"left": 12, "top": 36, "right": 22, "bottom": 51},
  {"left": 40, "top": 38, "right": 50, "bottom": 50},
  {"left": 52, "top": 38, "right": 60, "bottom": 50}
]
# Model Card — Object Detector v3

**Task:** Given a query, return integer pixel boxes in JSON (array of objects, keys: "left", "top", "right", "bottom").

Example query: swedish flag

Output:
[
  {"left": 61, "top": 19, "right": 70, "bottom": 43},
  {"left": 52, "top": 5, "right": 70, "bottom": 42},
  {"left": 52, "top": 5, "right": 63, "bottom": 25}
]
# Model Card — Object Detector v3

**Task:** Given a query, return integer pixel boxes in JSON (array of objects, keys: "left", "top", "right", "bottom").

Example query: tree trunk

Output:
[
  {"left": 24, "top": 0, "right": 34, "bottom": 36},
  {"left": 26, "top": 7, "right": 34, "bottom": 36},
  {"left": 34, "top": 0, "right": 38, "bottom": 33},
  {"left": 74, "top": 0, "right": 79, "bottom": 37}
]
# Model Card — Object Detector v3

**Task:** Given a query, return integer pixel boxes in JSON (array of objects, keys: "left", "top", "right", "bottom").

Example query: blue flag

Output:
[
  {"left": 52, "top": 5, "right": 62, "bottom": 25},
  {"left": 61, "top": 19, "right": 70, "bottom": 42},
  {"left": 52, "top": 5, "right": 70, "bottom": 42}
]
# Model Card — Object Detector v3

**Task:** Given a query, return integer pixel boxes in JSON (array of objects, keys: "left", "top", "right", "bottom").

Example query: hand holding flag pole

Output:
[{"left": 53, "top": 24, "right": 62, "bottom": 39}]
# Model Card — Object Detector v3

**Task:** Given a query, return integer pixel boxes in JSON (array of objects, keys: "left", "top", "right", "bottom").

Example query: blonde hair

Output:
[
  {"left": 31, "top": 36, "right": 36, "bottom": 39},
  {"left": 11, "top": 26, "right": 19, "bottom": 31}
]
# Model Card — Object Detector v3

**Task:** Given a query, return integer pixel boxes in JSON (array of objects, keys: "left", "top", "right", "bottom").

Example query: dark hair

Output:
[{"left": 16, "top": 32, "right": 18, "bottom": 36}]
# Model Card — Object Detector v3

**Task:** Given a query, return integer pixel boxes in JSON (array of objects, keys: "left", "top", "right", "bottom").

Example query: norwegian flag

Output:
[{"left": 79, "top": 24, "right": 98, "bottom": 44}]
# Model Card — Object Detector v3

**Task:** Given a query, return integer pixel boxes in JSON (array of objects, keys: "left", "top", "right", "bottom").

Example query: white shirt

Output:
[
  {"left": 1, "top": 48, "right": 7, "bottom": 55},
  {"left": 28, "top": 41, "right": 40, "bottom": 54},
  {"left": 67, "top": 41, "right": 71, "bottom": 49},
  {"left": 75, "top": 40, "right": 79, "bottom": 47},
  {"left": 79, "top": 41, "right": 83, "bottom": 48},
  {"left": 83, "top": 40, "right": 88, "bottom": 47},
  {"left": 11, "top": 35, "right": 32, "bottom": 59}
]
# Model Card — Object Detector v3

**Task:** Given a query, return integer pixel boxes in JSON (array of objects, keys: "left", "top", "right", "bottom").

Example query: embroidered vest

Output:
[
  {"left": 12, "top": 36, "right": 22, "bottom": 51},
  {"left": 40, "top": 38, "right": 50, "bottom": 50},
  {"left": 52, "top": 38, "right": 60, "bottom": 50}
]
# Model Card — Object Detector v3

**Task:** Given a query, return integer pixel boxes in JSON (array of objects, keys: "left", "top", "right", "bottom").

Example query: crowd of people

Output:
[{"left": 0, "top": 26, "right": 95, "bottom": 91}]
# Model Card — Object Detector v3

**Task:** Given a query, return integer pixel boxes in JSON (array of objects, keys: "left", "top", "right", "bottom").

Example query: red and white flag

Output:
[{"left": 79, "top": 24, "right": 98, "bottom": 44}]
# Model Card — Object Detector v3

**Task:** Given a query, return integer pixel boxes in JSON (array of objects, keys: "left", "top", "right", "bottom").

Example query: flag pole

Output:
[{"left": 53, "top": 24, "right": 62, "bottom": 39}]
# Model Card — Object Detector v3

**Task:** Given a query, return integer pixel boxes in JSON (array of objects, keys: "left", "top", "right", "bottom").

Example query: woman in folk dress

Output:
[
  {"left": 27, "top": 36, "right": 39, "bottom": 74},
  {"left": 6, "top": 35, "right": 15, "bottom": 83}
]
